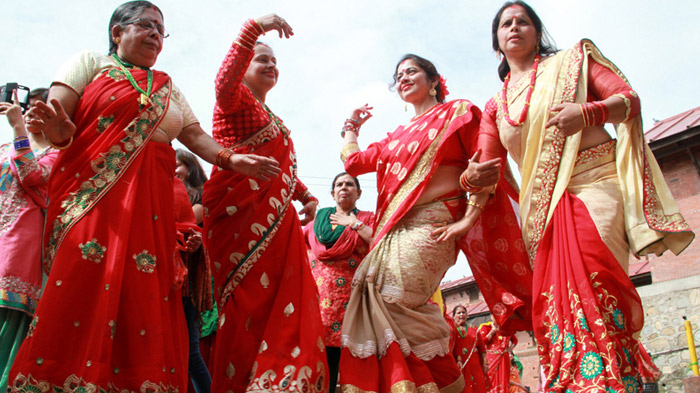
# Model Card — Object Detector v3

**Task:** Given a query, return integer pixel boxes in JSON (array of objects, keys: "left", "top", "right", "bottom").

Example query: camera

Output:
[{"left": 0, "top": 83, "right": 31, "bottom": 113}]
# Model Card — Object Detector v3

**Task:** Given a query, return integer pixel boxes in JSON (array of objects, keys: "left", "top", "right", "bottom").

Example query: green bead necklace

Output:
[{"left": 112, "top": 53, "right": 153, "bottom": 106}]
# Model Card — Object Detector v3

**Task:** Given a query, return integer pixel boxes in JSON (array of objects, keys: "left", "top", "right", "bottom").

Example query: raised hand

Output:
[
  {"left": 0, "top": 90, "right": 27, "bottom": 131},
  {"left": 256, "top": 14, "right": 294, "bottom": 39},
  {"left": 229, "top": 153, "right": 281, "bottom": 181},
  {"left": 25, "top": 98, "right": 76, "bottom": 143},
  {"left": 466, "top": 149, "right": 501, "bottom": 188},
  {"left": 349, "top": 104, "right": 373, "bottom": 127}
]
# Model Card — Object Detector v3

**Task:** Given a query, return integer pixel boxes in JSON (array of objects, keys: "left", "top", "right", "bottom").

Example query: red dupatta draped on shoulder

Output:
[
  {"left": 43, "top": 68, "right": 172, "bottom": 271},
  {"left": 10, "top": 67, "right": 190, "bottom": 392},
  {"left": 344, "top": 99, "right": 532, "bottom": 334},
  {"left": 346, "top": 100, "right": 478, "bottom": 246}
]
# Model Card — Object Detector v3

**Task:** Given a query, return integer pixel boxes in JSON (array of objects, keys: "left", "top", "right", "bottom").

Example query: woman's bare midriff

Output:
[
  {"left": 579, "top": 125, "right": 612, "bottom": 151},
  {"left": 415, "top": 165, "right": 463, "bottom": 206}
]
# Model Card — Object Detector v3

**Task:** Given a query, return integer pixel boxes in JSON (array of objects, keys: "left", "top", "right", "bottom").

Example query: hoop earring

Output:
[{"left": 429, "top": 87, "right": 437, "bottom": 97}]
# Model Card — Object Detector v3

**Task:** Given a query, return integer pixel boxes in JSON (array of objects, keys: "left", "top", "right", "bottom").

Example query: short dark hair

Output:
[
  {"left": 331, "top": 172, "right": 361, "bottom": 191},
  {"left": 29, "top": 88, "right": 49, "bottom": 102},
  {"left": 491, "top": 1, "right": 557, "bottom": 81},
  {"left": 391, "top": 54, "right": 446, "bottom": 103},
  {"left": 108, "top": 1, "right": 163, "bottom": 55},
  {"left": 175, "top": 149, "right": 207, "bottom": 205}
]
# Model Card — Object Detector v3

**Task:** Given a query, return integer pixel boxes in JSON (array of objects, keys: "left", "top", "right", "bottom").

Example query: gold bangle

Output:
[
  {"left": 253, "top": 19, "right": 266, "bottom": 35},
  {"left": 467, "top": 200, "right": 484, "bottom": 211},
  {"left": 46, "top": 135, "right": 73, "bottom": 150}
]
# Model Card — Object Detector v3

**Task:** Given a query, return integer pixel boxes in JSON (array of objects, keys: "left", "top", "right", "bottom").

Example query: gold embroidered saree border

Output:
[
  {"left": 374, "top": 103, "right": 471, "bottom": 241},
  {"left": 43, "top": 80, "right": 172, "bottom": 271}
]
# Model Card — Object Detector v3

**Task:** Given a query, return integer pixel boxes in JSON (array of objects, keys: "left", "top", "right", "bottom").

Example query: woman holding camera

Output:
[{"left": 0, "top": 90, "right": 56, "bottom": 391}]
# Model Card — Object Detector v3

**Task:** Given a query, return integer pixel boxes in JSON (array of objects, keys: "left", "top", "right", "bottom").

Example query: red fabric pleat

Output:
[
  {"left": 340, "top": 344, "right": 462, "bottom": 393},
  {"left": 532, "top": 191, "right": 642, "bottom": 392}
]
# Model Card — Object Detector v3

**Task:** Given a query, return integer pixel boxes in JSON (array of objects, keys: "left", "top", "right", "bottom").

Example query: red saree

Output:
[
  {"left": 9, "top": 67, "right": 188, "bottom": 392},
  {"left": 475, "top": 40, "right": 694, "bottom": 392},
  {"left": 478, "top": 324, "right": 516, "bottom": 393},
  {"left": 452, "top": 325, "right": 486, "bottom": 393},
  {"left": 203, "top": 23, "right": 327, "bottom": 393},
  {"left": 339, "top": 100, "right": 529, "bottom": 393}
]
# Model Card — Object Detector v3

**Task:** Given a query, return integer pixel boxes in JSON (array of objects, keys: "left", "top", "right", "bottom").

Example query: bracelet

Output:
[
  {"left": 301, "top": 191, "right": 318, "bottom": 205},
  {"left": 252, "top": 18, "right": 266, "bottom": 35},
  {"left": 459, "top": 170, "right": 484, "bottom": 193},
  {"left": 351, "top": 220, "right": 364, "bottom": 230},
  {"left": 46, "top": 135, "right": 74, "bottom": 150},
  {"left": 216, "top": 148, "right": 235, "bottom": 169},
  {"left": 13, "top": 137, "right": 30, "bottom": 150},
  {"left": 467, "top": 200, "right": 484, "bottom": 211}
]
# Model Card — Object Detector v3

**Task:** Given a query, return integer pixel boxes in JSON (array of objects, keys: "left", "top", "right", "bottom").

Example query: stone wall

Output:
[{"left": 637, "top": 275, "right": 700, "bottom": 392}]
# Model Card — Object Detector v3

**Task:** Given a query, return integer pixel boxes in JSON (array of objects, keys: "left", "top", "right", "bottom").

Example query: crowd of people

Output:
[{"left": 0, "top": 0, "right": 693, "bottom": 393}]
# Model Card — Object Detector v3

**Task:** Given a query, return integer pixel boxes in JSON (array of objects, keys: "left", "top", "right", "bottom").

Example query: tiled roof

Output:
[{"left": 645, "top": 106, "right": 700, "bottom": 143}]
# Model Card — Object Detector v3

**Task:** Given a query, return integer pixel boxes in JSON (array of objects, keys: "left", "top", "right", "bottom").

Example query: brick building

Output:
[{"left": 441, "top": 106, "right": 700, "bottom": 392}]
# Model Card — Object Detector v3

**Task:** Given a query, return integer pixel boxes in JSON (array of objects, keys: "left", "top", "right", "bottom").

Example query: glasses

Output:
[{"left": 124, "top": 18, "right": 169, "bottom": 38}]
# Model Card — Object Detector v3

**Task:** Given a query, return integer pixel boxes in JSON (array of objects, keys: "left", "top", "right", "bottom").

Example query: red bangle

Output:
[
  {"left": 216, "top": 148, "right": 235, "bottom": 169},
  {"left": 459, "top": 170, "right": 484, "bottom": 193}
]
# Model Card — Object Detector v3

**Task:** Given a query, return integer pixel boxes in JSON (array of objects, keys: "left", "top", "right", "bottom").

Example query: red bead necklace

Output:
[{"left": 501, "top": 54, "right": 540, "bottom": 127}]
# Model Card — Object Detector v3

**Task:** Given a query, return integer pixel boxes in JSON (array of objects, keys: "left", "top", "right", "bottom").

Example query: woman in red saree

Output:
[
  {"left": 478, "top": 322, "right": 516, "bottom": 393},
  {"left": 451, "top": 305, "right": 487, "bottom": 393},
  {"left": 337, "top": 54, "right": 531, "bottom": 393},
  {"left": 303, "top": 172, "right": 375, "bottom": 393},
  {"left": 465, "top": 2, "right": 694, "bottom": 392},
  {"left": 8, "top": 2, "right": 277, "bottom": 391},
  {"left": 202, "top": 14, "right": 328, "bottom": 393}
]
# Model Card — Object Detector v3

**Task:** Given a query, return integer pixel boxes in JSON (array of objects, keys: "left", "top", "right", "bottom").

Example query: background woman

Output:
[
  {"left": 478, "top": 321, "right": 517, "bottom": 393},
  {"left": 0, "top": 90, "right": 56, "bottom": 391},
  {"left": 175, "top": 148, "right": 207, "bottom": 224},
  {"left": 466, "top": 1, "right": 694, "bottom": 391},
  {"left": 303, "top": 172, "right": 375, "bottom": 393},
  {"left": 174, "top": 148, "right": 213, "bottom": 393},
  {"left": 451, "top": 305, "right": 486, "bottom": 393},
  {"left": 7, "top": 2, "right": 276, "bottom": 391},
  {"left": 202, "top": 14, "right": 327, "bottom": 392},
  {"left": 337, "top": 54, "right": 527, "bottom": 393}
]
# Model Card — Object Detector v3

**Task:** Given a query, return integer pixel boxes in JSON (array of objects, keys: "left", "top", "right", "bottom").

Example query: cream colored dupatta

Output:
[{"left": 500, "top": 39, "right": 693, "bottom": 263}]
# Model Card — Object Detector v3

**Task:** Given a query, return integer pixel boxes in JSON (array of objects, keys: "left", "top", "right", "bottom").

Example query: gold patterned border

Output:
[
  {"left": 525, "top": 44, "right": 583, "bottom": 262},
  {"left": 375, "top": 102, "right": 471, "bottom": 240},
  {"left": 43, "top": 78, "right": 171, "bottom": 272}
]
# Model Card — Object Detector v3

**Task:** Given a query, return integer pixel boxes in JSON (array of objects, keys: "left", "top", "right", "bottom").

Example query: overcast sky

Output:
[{"left": 2, "top": 0, "right": 698, "bottom": 282}]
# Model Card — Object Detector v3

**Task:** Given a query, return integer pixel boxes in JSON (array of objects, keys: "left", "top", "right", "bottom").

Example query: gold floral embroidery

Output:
[
  {"left": 248, "top": 362, "right": 326, "bottom": 393},
  {"left": 96, "top": 115, "right": 115, "bottom": 133},
  {"left": 10, "top": 373, "right": 179, "bottom": 393},
  {"left": 523, "top": 44, "right": 583, "bottom": 263},
  {"left": 43, "top": 83, "right": 170, "bottom": 272}
]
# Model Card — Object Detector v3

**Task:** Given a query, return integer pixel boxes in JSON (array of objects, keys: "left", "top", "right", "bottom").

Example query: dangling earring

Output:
[
  {"left": 497, "top": 49, "right": 502, "bottom": 60},
  {"left": 429, "top": 87, "right": 437, "bottom": 97},
  {"left": 404, "top": 104, "right": 408, "bottom": 112},
  {"left": 535, "top": 43, "right": 540, "bottom": 54}
]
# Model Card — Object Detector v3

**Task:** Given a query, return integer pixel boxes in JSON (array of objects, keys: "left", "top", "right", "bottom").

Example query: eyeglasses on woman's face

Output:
[{"left": 125, "top": 18, "right": 169, "bottom": 38}]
